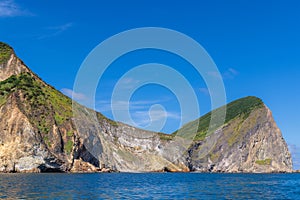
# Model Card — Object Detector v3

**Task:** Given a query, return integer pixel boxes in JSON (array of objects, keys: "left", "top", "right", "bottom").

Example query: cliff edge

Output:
[{"left": 0, "top": 42, "right": 293, "bottom": 173}]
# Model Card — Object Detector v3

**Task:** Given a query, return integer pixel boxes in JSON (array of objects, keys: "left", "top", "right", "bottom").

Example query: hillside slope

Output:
[
  {"left": 0, "top": 42, "right": 293, "bottom": 173},
  {"left": 180, "top": 97, "right": 292, "bottom": 172}
]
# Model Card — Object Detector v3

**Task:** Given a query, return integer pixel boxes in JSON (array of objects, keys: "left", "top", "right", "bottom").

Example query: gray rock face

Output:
[
  {"left": 0, "top": 95, "right": 63, "bottom": 172},
  {"left": 0, "top": 42, "right": 293, "bottom": 173},
  {"left": 73, "top": 109, "right": 185, "bottom": 172},
  {"left": 71, "top": 91, "right": 293, "bottom": 173},
  {"left": 186, "top": 106, "right": 292, "bottom": 173}
]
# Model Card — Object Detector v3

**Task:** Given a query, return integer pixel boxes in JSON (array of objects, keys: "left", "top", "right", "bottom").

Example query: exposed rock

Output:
[
  {"left": 186, "top": 105, "right": 292, "bottom": 173},
  {"left": 70, "top": 159, "right": 100, "bottom": 173},
  {"left": 0, "top": 45, "right": 29, "bottom": 82},
  {"left": 0, "top": 94, "right": 61, "bottom": 173},
  {"left": 0, "top": 42, "right": 293, "bottom": 173}
]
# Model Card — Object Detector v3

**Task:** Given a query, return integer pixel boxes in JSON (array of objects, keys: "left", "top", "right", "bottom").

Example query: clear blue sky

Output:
[{"left": 0, "top": 0, "right": 299, "bottom": 168}]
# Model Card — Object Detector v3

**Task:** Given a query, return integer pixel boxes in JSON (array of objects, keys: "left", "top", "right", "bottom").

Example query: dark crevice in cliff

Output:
[
  {"left": 38, "top": 164, "right": 64, "bottom": 173},
  {"left": 73, "top": 140, "right": 100, "bottom": 168}
]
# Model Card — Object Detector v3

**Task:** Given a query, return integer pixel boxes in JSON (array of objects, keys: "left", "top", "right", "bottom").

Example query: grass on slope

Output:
[
  {"left": 0, "top": 66, "right": 264, "bottom": 144},
  {"left": 255, "top": 158, "right": 272, "bottom": 165},
  {"left": 0, "top": 42, "right": 13, "bottom": 64},
  {"left": 0, "top": 72, "right": 72, "bottom": 134},
  {"left": 170, "top": 96, "right": 264, "bottom": 141},
  {"left": 0, "top": 72, "right": 117, "bottom": 135}
]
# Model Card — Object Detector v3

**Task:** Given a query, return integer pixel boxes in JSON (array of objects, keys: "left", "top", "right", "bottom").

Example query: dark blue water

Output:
[{"left": 0, "top": 173, "right": 300, "bottom": 199}]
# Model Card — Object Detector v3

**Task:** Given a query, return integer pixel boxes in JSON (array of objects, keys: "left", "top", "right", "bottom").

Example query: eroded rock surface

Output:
[
  {"left": 0, "top": 42, "right": 293, "bottom": 173},
  {"left": 186, "top": 106, "right": 292, "bottom": 173}
]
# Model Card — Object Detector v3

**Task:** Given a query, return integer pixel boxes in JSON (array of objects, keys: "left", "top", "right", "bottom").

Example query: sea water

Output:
[{"left": 0, "top": 173, "right": 300, "bottom": 199}]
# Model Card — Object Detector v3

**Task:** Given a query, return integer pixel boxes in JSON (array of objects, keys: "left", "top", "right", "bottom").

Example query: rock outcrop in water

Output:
[
  {"left": 184, "top": 102, "right": 292, "bottom": 173},
  {"left": 0, "top": 42, "right": 293, "bottom": 173}
]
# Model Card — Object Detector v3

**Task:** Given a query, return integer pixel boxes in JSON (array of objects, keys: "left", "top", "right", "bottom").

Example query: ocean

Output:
[{"left": 0, "top": 173, "right": 300, "bottom": 199}]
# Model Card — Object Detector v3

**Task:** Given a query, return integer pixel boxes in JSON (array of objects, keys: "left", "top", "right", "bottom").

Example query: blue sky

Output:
[{"left": 0, "top": 0, "right": 300, "bottom": 168}]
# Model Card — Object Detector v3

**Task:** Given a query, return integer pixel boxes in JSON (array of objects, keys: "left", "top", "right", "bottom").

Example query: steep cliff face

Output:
[
  {"left": 0, "top": 42, "right": 182, "bottom": 173},
  {"left": 185, "top": 102, "right": 292, "bottom": 173},
  {"left": 0, "top": 43, "right": 29, "bottom": 82},
  {"left": 0, "top": 42, "right": 293, "bottom": 173}
]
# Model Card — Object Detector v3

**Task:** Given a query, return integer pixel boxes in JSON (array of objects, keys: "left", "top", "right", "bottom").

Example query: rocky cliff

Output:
[
  {"left": 183, "top": 98, "right": 292, "bottom": 173},
  {"left": 0, "top": 42, "right": 293, "bottom": 173}
]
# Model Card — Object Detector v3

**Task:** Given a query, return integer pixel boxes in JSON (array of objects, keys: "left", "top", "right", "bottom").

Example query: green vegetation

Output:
[
  {"left": 227, "top": 119, "right": 244, "bottom": 146},
  {"left": 0, "top": 73, "right": 46, "bottom": 107},
  {"left": 96, "top": 112, "right": 118, "bottom": 127},
  {"left": 43, "top": 136, "right": 51, "bottom": 147},
  {"left": 0, "top": 72, "right": 72, "bottom": 134},
  {"left": 173, "top": 96, "right": 264, "bottom": 141},
  {"left": 64, "top": 140, "right": 73, "bottom": 154},
  {"left": 0, "top": 71, "right": 117, "bottom": 139},
  {"left": 158, "top": 132, "right": 174, "bottom": 141},
  {"left": 54, "top": 114, "right": 64, "bottom": 125},
  {"left": 0, "top": 72, "right": 108, "bottom": 155},
  {"left": 224, "top": 96, "right": 263, "bottom": 122},
  {"left": 0, "top": 63, "right": 265, "bottom": 151},
  {"left": 67, "top": 130, "right": 74, "bottom": 137},
  {"left": 43, "top": 84, "right": 73, "bottom": 126},
  {"left": 0, "top": 42, "right": 13, "bottom": 64},
  {"left": 210, "top": 152, "right": 220, "bottom": 161},
  {"left": 255, "top": 158, "right": 272, "bottom": 165}
]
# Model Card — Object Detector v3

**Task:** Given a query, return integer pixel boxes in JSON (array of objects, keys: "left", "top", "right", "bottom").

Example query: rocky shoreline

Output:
[{"left": 0, "top": 42, "right": 294, "bottom": 174}]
